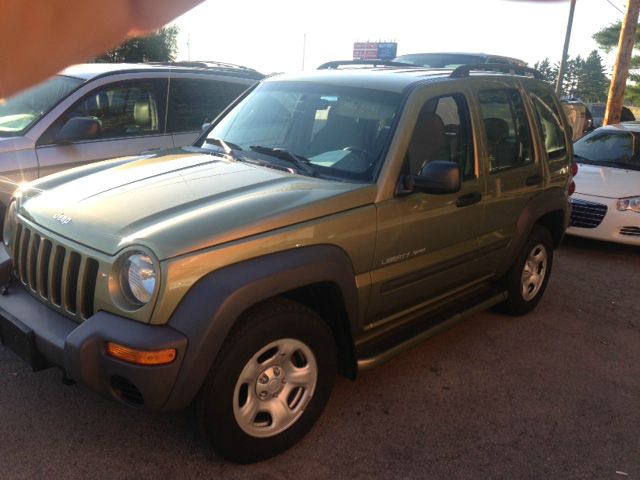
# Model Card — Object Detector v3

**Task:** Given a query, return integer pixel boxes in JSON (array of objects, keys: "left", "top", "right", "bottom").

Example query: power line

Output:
[{"left": 604, "top": 0, "right": 625, "bottom": 15}]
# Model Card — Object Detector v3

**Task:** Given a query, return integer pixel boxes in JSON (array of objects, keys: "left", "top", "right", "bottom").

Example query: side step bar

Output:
[{"left": 356, "top": 289, "right": 507, "bottom": 371}]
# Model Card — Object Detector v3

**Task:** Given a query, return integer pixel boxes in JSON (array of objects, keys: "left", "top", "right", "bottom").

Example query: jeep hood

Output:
[
  {"left": 20, "top": 150, "right": 375, "bottom": 259},
  {"left": 574, "top": 163, "right": 640, "bottom": 199}
]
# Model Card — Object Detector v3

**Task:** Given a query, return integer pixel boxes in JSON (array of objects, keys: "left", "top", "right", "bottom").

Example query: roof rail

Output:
[
  {"left": 317, "top": 60, "right": 420, "bottom": 70},
  {"left": 146, "top": 61, "right": 264, "bottom": 79},
  {"left": 450, "top": 63, "right": 543, "bottom": 80}
]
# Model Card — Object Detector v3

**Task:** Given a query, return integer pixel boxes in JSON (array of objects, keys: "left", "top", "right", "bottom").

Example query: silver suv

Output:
[{"left": 0, "top": 62, "right": 263, "bottom": 206}]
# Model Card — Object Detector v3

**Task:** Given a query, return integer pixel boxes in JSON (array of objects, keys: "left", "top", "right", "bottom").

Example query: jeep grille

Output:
[
  {"left": 11, "top": 221, "right": 99, "bottom": 321},
  {"left": 569, "top": 199, "right": 607, "bottom": 229}
]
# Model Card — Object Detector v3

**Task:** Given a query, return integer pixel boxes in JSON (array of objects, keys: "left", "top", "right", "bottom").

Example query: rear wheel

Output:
[
  {"left": 500, "top": 225, "right": 554, "bottom": 316},
  {"left": 198, "top": 299, "right": 337, "bottom": 463}
]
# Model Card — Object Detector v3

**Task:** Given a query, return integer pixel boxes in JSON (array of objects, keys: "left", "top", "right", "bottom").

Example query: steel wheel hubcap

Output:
[
  {"left": 233, "top": 338, "right": 317, "bottom": 438},
  {"left": 521, "top": 243, "right": 548, "bottom": 301}
]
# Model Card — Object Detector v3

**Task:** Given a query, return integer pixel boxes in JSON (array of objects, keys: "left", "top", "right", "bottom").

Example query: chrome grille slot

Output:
[
  {"left": 570, "top": 199, "right": 607, "bottom": 229},
  {"left": 10, "top": 222, "right": 100, "bottom": 322},
  {"left": 81, "top": 259, "right": 99, "bottom": 319},
  {"left": 51, "top": 246, "right": 66, "bottom": 307},
  {"left": 27, "top": 234, "right": 41, "bottom": 290},
  {"left": 64, "top": 252, "right": 81, "bottom": 313},
  {"left": 38, "top": 240, "right": 52, "bottom": 298},
  {"left": 620, "top": 226, "right": 640, "bottom": 237},
  {"left": 18, "top": 228, "right": 30, "bottom": 283}
]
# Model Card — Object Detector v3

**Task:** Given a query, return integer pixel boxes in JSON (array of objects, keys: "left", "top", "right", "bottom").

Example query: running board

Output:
[{"left": 356, "top": 289, "right": 508, "bottom": 371}]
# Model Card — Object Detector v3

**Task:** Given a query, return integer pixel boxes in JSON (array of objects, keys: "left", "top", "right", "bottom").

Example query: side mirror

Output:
[
  {"left": 400, "top": 160, "right": 462, "bottom": 195},
  {"left": 55, "top": 117, "right": 101, "bottom": 144}
]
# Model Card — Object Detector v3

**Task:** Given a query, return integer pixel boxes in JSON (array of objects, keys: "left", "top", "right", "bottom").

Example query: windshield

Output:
[
  {"left": 393, "top": 53, "right": 486, "bottom": 68},
  {"left": 0, "top": 75, "right": 83, "bottom": 136},
  {"left": 574, "top": 130, "right": 640, "bottom": 171},
  {"left": 202, "top": 81, "right": 402, "bottom": 182}
]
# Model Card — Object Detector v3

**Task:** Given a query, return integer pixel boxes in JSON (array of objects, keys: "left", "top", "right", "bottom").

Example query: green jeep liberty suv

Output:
[{"left": 0, "top": 62, "right": 574, "bottom": 463}]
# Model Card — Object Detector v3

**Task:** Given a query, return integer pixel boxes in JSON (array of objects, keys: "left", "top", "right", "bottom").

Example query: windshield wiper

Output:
[
  {"left": 249, "top": 146, "right": 316, "bottom": 176},
  {"left": 204, "top": 137, "right": 242, "bottom": 161}
]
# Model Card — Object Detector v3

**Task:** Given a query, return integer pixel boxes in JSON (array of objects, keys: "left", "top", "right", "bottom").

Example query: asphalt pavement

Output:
[{"left": 1, "top": 236, "right": 638, "bottom": 479}]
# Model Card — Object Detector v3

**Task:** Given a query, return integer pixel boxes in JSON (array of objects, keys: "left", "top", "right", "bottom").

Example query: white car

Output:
[{"left": 569, "top": 123, "right": 640, "bottom": 245}]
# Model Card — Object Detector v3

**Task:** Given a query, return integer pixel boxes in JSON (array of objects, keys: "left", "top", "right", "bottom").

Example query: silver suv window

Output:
[{"left": 0, "top": 75, "right": 82, "bottom": 136}]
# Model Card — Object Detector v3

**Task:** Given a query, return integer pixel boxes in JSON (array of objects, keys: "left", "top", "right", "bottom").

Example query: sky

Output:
[{"left": 171, "top": 0, "right": 626, "bottom": 75}]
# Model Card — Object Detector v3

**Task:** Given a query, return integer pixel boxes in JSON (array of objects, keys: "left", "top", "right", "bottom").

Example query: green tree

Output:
[
  {"left": 593, "top": 22, "right": 640, "bottom": 104},
  {"left": 579, "top": 51, "right": 609, "bottom": 102},
  {"left": 99, "top": 26, "right": 179, "bottom": 63},
  {"left": 534, "top": 52, "right": 609, "bottom": 101},
  {"left": 533, "top": 58, "right": 556, "bottom": 84}
]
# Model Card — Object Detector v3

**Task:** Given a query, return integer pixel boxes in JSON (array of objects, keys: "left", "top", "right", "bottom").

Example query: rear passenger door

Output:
[
  {"left": 471, "top": 81, "right": 543, "bottom": 270},
  {"left": 35, "top": 78, "right": 172, "bottom": 177},
  {"left": 167, "top": 76, "right": 252, "bottom": 147},
  {"left": 368, "top": 87, "right": 488, "bottom": 323}
]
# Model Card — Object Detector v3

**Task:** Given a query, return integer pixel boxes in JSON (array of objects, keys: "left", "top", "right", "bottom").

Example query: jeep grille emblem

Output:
[{"left": 53, "top": 213, "right": 72, "bottom": 225}]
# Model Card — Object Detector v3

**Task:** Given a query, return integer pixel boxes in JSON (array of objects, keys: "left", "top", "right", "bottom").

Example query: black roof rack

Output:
[
  {"left": 317, "top": 60, "right": 420, "bottom": 70},
  {"left": 146, "top": 61, "right": 264, "bottom": 79},
  {"left": 450, "top": 63, "right": 542, "bottom": 80}
]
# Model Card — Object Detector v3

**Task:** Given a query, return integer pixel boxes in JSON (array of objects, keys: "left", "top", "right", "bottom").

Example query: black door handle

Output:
[
  {"left": 456, "top": 192, "right": 482, "bottom": 207},
  {"left": 526, "top": 174, "right": 543, "bottom": 186}
]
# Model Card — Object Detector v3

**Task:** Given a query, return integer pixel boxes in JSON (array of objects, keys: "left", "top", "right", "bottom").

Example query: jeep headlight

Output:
[
  {"left": 120, "top": 252, "right": 158, "bottom": 305},
  {"left": 2, "top": 201, "right": 17, "bottom": 248},
  {"left": 616, "top": 196, "right": 640, "bottom": 213}
]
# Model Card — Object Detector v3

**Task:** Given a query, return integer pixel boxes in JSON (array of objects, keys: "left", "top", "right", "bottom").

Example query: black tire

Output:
[
  {"left": 500, "top": 225, "right": 554, "bottom": 316},
  {"left": 197, "top": 298, "right": 337, "bottom": 463}
]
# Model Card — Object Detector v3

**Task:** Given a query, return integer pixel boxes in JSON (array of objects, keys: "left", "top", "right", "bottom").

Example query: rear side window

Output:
[
  {"left": 530, "top": 88, "right": 567, "bottom": 160},
  {"left": 478, "top": 89, "right": 533, "bottom": 173},
  {"left": 166, "top": 78, "right": 248, "bottom": 133}
]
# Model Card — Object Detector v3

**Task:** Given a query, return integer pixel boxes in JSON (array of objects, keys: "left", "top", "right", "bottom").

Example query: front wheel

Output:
[
  {"left": 197, "top": 299, "right": 337, "bottom": 463},
  {"left": 500, "top": 225, "right": 554, "bottom": 316}
]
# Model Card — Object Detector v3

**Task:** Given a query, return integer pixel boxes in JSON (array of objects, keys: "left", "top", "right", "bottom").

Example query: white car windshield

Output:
[
  {"left": 0, "top": 75, "right": 83, "bottom": 136},
  {"left": 574, "top": 130, "right": 640, "bottom": 171}
]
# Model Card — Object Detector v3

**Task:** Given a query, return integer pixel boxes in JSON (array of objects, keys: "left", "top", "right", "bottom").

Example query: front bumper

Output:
[
  {"left": 0, "top": 250, "right": 188, "bottom": 411},
  {"left": 567, "top": 193, "right": 640, "bottom": 246}
]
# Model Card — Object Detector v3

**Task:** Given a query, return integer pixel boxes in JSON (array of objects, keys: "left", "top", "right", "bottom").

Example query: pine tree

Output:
[
  {"left": 593, "top": 22, "right": 640, "bottom": 104},
  {"left": 533, "top": 58, "right": 556, "bottom": 85}
]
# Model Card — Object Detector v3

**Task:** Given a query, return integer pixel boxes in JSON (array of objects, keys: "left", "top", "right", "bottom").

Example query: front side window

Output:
[
  {"left": 166, "top": 78, "right": 248, "bottom": 133},
  {"left": 41, "top": 80, "right": 164, "bottom": 143},
  {"left": 530, "top": 87, "right": 567, "bottom": 159},
  {"left": 0, "top": 75, "right": 83, "bottom": 136},
  {"left": 478, "top": 89, "right": 533, "bottom": 173},
  {"left": 405, "top": 94, "right": 474, "bottom": 179},
  {"left": 574, "top": 130, "right": 640, "bottom": 171},
  {"left": 204, "top": 81, "right": 402, "bottom": 182}
]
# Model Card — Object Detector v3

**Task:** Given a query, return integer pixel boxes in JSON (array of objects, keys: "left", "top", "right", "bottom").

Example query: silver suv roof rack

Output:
[{"left": 146, "top": 61, "right": 264, "bottom": 79}]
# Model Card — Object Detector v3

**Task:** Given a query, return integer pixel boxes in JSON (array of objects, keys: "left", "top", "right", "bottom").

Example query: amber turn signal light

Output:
[{"left": 106, "top": 342, "right": 176, "bottom": 365}]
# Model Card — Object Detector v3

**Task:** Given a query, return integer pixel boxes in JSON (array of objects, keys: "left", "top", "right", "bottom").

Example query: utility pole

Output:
[
  {"left": 555, "top": 0, "right": 576, "bottom": 97},
  {"left": 302, "top": 33, "right": 307, "bottom": 70},
  {"left": 605, "top": 0, "right": 640, "bottom": 125}
]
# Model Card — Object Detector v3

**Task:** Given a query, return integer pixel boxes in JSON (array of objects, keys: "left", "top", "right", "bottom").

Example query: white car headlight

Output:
[
  {"left": 616, "top": 196, "right": 640, "bottom": 213},
  {"left": 2, "top": 201, "right": 17, "bottom": 248},
  {"left": 120, "top": 252, "right": 158, "bottom": 305}
]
